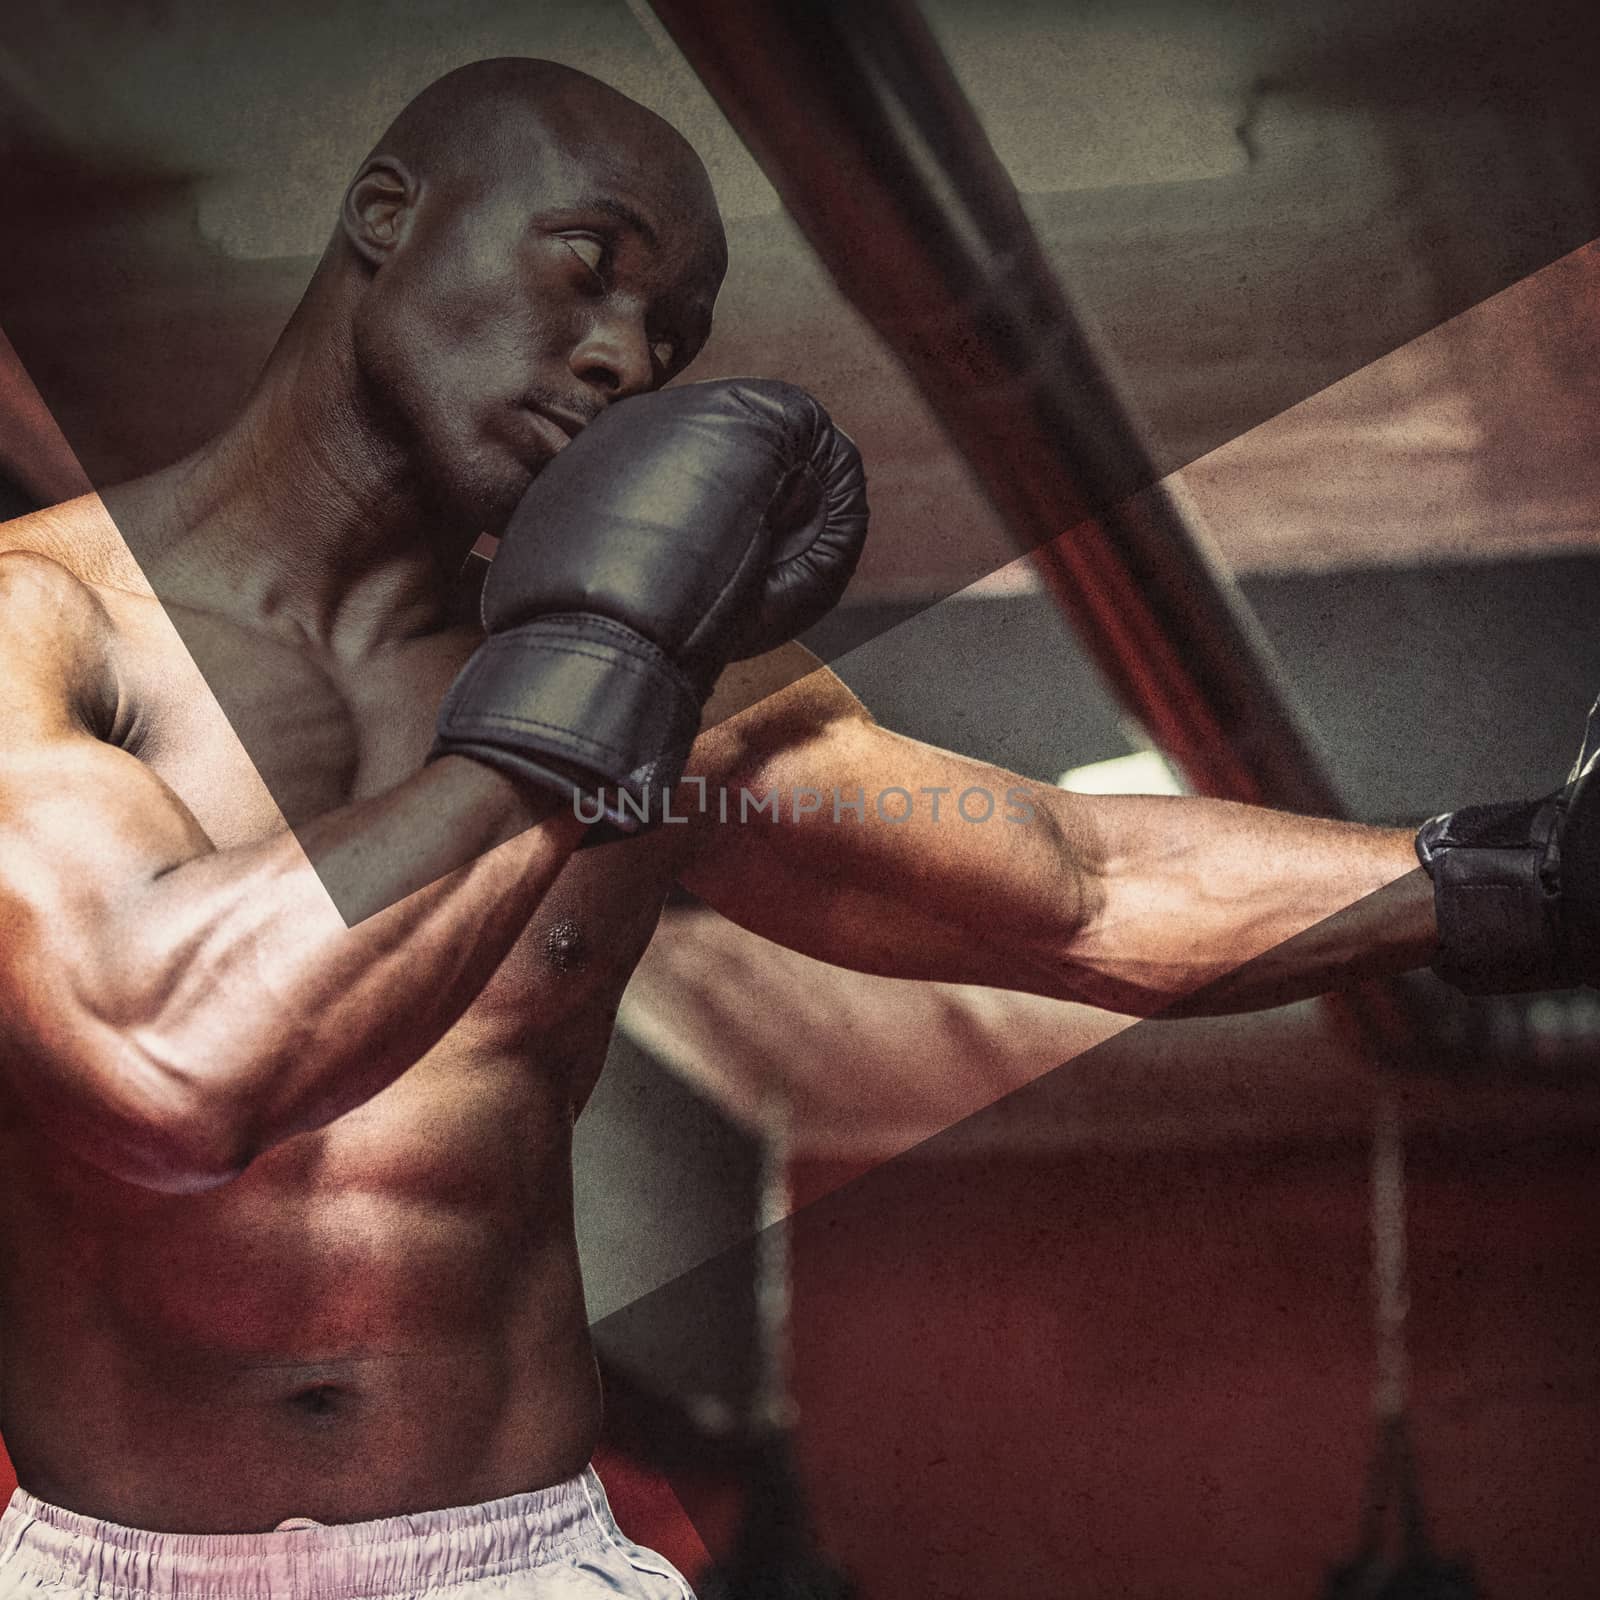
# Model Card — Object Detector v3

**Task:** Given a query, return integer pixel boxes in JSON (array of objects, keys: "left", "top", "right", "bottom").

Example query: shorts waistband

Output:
[{"left": 0, "top": 1467, "right": 626, "bottom": 1598}]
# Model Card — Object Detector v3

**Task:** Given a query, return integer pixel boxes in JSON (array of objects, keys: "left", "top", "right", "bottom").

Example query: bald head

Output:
[
  {"left": 310, "top": 57, "right": 729, "bottom": 538},
  {"left": 365, "top": 58, "right": 718, "bottom": 227}
]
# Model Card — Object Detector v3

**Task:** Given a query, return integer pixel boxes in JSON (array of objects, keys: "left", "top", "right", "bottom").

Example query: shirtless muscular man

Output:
[{"left": 0, "top": 56, "right": 1592, "bottom": 1599}]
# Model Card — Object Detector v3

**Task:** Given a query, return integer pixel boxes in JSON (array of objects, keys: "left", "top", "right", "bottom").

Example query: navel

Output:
[{"left": 285, "top": 1382, "right": 345, "bottom": 1422}]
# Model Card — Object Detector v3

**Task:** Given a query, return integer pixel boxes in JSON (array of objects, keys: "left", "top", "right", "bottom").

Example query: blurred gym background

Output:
[{"left": 2, "top": 1, "right": 1600, "bottom": 1594}]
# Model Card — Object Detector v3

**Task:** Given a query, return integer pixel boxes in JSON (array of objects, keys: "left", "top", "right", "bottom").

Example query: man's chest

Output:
[
  {"left": 110, "top": 598, "right": 683, "bottom": 1026},
  {"left": 122, "top": 601, "right": 462, "bottom": 832}
]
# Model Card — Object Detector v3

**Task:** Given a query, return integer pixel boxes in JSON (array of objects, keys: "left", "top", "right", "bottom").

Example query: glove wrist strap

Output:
[
  {"left": 1415, "top": 798, "right": 1568, "bottom": 993},
  {"left": 430, "top": 613, "right": 703, "bottom": 836}
]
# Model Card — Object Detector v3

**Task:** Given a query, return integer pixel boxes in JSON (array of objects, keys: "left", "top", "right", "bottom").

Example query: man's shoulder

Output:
[
  {"left": 703, "top": 640, "right": 862, "bottom": 728},
  {"left": 691, "top": 641, "right": 872, "bottom": 791},
  {"left": 0, "top": 546, "right": 118, "bottom": 713},
  {"left": 0, "top": 494, "right": 152, "bottom": 597},
  {"left": 0, "top": 545, "right": 102, "bottom": 626},
  {"left": 0, "top": 497, "right": 154, "bottom": 700}
]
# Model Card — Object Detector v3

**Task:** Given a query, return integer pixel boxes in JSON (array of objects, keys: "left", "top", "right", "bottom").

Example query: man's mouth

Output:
[{"left": 524, "top": 404, "right": 592, "bottom": 457}]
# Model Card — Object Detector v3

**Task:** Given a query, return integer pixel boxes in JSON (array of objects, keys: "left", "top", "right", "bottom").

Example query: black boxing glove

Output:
[
  {"left": 1416, "top": 695, "right": 1600, "bottom": 993},
  {"left": 431, "top": 378, "right": 867, "bottom": 833}
]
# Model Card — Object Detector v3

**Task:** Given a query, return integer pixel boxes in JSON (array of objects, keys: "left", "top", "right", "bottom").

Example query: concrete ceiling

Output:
[
  {"left": 0, "top": 0, "right": 1311, "bottom": 259},
  {"left": 3, "top": 0, "right": 1587, "bottom": 239}
]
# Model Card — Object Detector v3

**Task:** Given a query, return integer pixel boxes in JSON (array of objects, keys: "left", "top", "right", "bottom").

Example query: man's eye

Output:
[{"left": 563, "top": 236, "right": 606, "bottom": 277}]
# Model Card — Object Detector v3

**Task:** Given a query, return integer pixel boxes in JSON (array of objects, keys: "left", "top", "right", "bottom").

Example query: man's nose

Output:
[{"left": 569, "top": 307, "right": 655, "bottom": 401}]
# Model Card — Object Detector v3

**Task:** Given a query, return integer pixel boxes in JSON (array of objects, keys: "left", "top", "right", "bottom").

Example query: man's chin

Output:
[
  {"left": 474, "top": 463, "right": 547, "bottom": 540},
  {"left": 424, "top": 429, "right": 558, "bottom": 540}
]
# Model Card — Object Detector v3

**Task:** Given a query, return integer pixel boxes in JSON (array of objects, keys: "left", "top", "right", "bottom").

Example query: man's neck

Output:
[{"left": 112, "top": 296, "right": 473, "bottom": 661}]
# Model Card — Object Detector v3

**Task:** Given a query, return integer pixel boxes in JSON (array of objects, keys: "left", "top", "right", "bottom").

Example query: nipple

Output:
[{"left": 545, "top": 918, "right": 589, "bottom": 973}]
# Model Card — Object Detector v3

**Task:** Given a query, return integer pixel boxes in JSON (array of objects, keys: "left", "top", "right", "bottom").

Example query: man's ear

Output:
[{"left": 341, "top": 156, "right": 418, "bottom": 266}]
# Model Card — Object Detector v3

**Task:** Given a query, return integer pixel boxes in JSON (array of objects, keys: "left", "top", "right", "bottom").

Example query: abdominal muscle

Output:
[{"left": 0, "top": 1024, "right": 609, "bottom": 1533}]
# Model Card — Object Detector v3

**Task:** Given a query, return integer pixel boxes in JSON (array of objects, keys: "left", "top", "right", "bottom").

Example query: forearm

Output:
[
  {"left": 64, "top": 758, "right": 582, "bottom": 1183},
  {"left": 690, "top": 704, "right": 1436, "bottom": 1017},
  {"left": 1049, "top": 793, "right": 1434, "bottom": 1016},
  {"left": 692, "top": 769, "right": 1432, "bottom": 1016}
]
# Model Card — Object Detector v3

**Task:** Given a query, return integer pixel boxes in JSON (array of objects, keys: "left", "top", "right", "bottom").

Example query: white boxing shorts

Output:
[{"left": 0, "top": 1467, "right": 696, "bottom": 1598}]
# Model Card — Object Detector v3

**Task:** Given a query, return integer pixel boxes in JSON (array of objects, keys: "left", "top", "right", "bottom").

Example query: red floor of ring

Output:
[{"left": 3, "top": 1129, "right": 1598, "bottom": 1598}]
